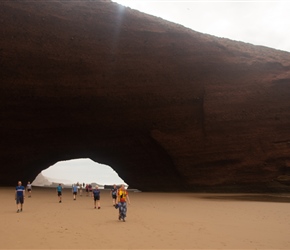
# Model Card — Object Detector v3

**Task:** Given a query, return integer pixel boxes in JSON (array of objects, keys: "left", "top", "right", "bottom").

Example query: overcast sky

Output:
[
  {"left": 113, "top": 0, "right": 290, "bottom": 53},
  {"left": 36, "top": 158, "right": 127, "bottom": 186}
]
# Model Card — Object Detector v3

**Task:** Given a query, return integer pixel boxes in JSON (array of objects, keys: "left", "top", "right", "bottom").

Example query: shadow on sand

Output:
[{"left": 198, "top": 193, "right": 290, "bottom": 203}]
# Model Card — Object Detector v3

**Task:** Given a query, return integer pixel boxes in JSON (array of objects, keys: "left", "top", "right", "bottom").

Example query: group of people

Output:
[
  {"left": 58, "top": 183, "right": 130, "bottom": 221},
  {"left": 15, "top": 181, "right": 131, "bottom": 221}
]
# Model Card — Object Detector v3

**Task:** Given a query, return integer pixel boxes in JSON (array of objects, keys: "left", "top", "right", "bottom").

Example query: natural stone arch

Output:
[{"left": 1, "top": 1, "right": 290, "bottom": 191}]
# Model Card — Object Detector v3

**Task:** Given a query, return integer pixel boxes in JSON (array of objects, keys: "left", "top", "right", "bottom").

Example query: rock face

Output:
[
  {"left": 32, "top": 173, "right": 72, "bottom": 187},
  {"left": 1, "top": 1, "right": 290, "bottom": 191}
]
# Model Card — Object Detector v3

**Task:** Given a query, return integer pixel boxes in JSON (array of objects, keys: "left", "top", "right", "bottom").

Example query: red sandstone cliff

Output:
[{"left": 1, "top": 0, "right": 290, "bottom": 191}]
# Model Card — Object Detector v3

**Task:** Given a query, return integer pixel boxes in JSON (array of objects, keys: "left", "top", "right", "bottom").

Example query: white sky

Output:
[
  {"left": 38, "top": 158, "right": 127, "bottom": 186},
  {"left": 113, "top": 0, "right": 290, "bottom": 52}
]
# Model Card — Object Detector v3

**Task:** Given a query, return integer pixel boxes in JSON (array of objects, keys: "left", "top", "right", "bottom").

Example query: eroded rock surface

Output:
[{"left": 1, "top": 1, "right": 290, "bottom": 191}]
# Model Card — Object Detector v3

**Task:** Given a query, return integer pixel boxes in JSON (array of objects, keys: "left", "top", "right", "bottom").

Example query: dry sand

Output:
[{"left": 1, "top": 187, "right": 290, "bottom": 249}]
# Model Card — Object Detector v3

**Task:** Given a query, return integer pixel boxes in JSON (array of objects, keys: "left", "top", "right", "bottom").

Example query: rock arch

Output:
[{"left": 1, "top": 1, "right": 290, "bottom": 191}]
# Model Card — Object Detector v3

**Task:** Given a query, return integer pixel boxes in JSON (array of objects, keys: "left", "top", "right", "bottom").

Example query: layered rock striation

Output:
[{"left": 1, "top": 1, "right": 290, "bottom": 191}]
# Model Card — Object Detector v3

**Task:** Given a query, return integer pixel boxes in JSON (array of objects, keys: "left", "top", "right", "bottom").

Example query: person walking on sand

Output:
[
  {"left": 57, "top": 183, "right": 63, "bottom": 203},
  {"left": 110, "top": 184, "right": 118, "bottom": 206},
  {"left": 88, "top": 184, "right": 93, "bottom": 197},
  {"left": 26, "top": 181, "right": 32, "bottom": 198},
  {"left": 79, "top": 183, "right": 83, "bottom": 196},
  {"left": 117, "top": 184, "right": 130, "bottom": 222},
  {"left": 72, "top": 183, "right": 78, "bottom": 200},
  {"left": 85, "top": 184, "right": 89, "bottom": 196},
  {"left": 15, "top": 181, "right": 25, "bottom": 213},
  {"left": 93, "top": 185, "right": 101, "bottom": 209}
]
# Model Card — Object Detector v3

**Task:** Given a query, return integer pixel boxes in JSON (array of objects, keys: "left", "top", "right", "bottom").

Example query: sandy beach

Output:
[{"left": 1, "top": 187, "right": 290, "bottom": 249}]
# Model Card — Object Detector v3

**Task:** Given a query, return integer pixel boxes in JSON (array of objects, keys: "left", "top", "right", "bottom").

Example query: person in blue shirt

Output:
[
  {"left": 110, "top": 184, "right": 118, "bottom": 206},
  {"left": 93, "top": 185, "right": 101, "bottom": 209},
  {"left": 15, "top": 181, "right": 25, "bottom": 213},
  {"left": 72, "top": 184, "right": 78, "bottom": 200},
  {"left": 57, "top": 184, "right": 63, "bottom": 203}
]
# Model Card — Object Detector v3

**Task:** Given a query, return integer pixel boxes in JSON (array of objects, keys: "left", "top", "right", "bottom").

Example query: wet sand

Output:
[{"left": 1, "top": 187, "right": 290, "bottom": 249}]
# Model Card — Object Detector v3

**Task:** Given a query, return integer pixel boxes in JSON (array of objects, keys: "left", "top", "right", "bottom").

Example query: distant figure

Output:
[
  {"left": 72, "top": 184, "right": 78, "bottom": 200},
  {"left": 93, "top": 185, "right": 101, "bottom": 209},
  {"left": 85, "top": 184, "right": 89, "bottom": 196},
  {"left": 26, "top": 181, "right": 32, "bottom": 198},
  {"left": 57, "top": 184, "right": 63, "bottom": 203},
  {"left": 79, "top": 183, "right": 83, "bottom": 196},
  {"left": 117, "top": 184, "right": 130, "bottom": 222},
  {"left": 88, "top": 184, "right": 93, "bottom": 197},
  {"left": 15, "top": 181, "right": 25, "bottom": 213},
  {"left": 110, "top": 184, "right": 118, "bottom": 206}
]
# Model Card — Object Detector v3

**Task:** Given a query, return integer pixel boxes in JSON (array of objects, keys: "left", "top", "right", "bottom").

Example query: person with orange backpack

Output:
[{"left": 117, "top": 184, "right": 130, "bottom": 222}]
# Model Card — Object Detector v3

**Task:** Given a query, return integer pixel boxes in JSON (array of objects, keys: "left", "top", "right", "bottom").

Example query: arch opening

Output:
[{"left": 32, "top": 158, "right": 128, "bottom": 188}]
